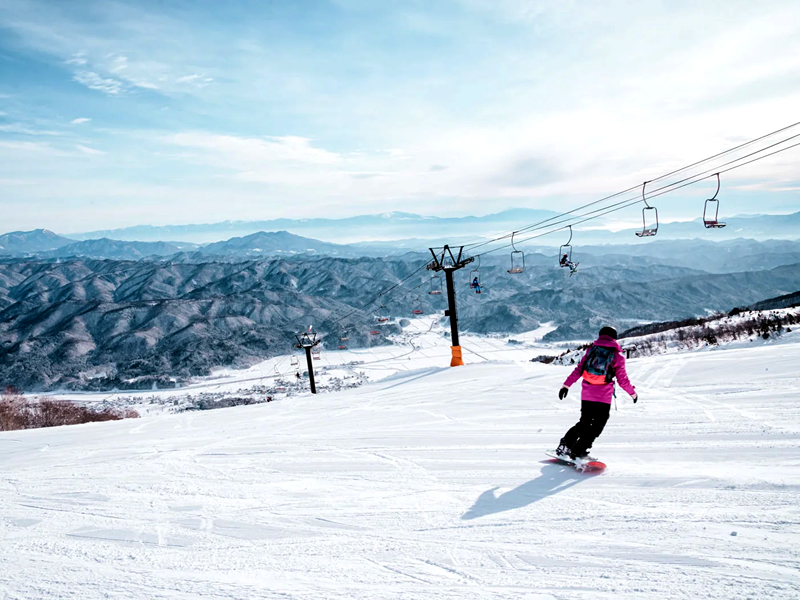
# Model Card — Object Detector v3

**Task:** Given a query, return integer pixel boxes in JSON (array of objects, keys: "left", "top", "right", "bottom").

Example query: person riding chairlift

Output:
[
  {"left": 471, "top": 276, "right": 482, "bottom": 294},
  {"left": 560, "top": 253, "right": 578, "bottom": 274}
]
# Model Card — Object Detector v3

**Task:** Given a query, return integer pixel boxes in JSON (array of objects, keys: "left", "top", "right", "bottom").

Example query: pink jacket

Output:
[{"left": 563, "top": 335, "right": 636, "bottom": 404}]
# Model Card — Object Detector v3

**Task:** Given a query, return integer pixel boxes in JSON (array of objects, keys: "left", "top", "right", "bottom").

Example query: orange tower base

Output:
[{"left": 450, "top": 345, "right": 464, "bottom": 367}]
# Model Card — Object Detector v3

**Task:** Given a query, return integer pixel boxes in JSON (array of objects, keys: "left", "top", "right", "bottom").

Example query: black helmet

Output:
[{"left": 599, "top": 326, "right": 617, "bottom": 339}]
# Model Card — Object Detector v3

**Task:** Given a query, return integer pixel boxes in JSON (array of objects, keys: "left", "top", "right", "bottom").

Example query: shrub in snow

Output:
[{"left": 0, "top": 386, "right": 139, "bottom": 431}]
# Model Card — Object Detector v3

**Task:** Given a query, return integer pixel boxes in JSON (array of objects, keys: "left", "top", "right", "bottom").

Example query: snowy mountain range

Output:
[{"left": 3, "top": 239, "right": 800, "bottom": 390}]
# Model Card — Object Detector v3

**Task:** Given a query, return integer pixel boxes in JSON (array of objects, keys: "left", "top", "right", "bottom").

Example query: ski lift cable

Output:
[
  {"left": 473, "top": 138, "right": 800, "bottom": 259},
  {"left": 464, "top": 129, "right": 800, "bottom": 254},
  {"left": 319, "top": 260, "right": 430, "bottom": 341},
  {"left": 462, "top": 123, "right": 800, "bottom": 251},
  {"left": 476, "top": 135, "right": 800, "bottom": 255},
  {"left": 460, "top": 122, "right": 800, "bottom": 253}
]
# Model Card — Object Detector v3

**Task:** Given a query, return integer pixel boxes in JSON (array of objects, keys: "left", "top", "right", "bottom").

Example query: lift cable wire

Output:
[
  {"left": 471, "top": 132, "right": 800, "bottom": 256},
  {"left": 319, "top": 260, "right": 431, "bottom": 338},
  {"left": 472, "top": 137, "right": 800, "bottom": 260},
  {"left": 461, "top": 121, "right": 800, "bottom": 253}
]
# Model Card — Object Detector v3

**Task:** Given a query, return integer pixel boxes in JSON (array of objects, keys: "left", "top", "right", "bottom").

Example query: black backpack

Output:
[{"left": 581, "top": 345, "right": 617, "bottom": 385}]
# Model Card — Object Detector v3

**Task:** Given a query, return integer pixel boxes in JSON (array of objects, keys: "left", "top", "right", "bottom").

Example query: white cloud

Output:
[
  {"left": 73, "top": 70, "right": 124, "bottom": 95},
  {"left": 0, "top": 140, "right": 69, "bottom": 156},
  {"left": 0, "top": 124, "right": 60, "bottom": 135},
  {"left": 71, "top": 117, "right": 91, "bottom": 125},
  {"left": 76, "top": 144, "right": 105, "bottom": 155},
  {"left": 165, "top": 133, "right": 343, "bottom": 167},
  {"left": 65, "top": 54, "right": 87, "bottom": 66},
  {"left": 176, "top": 74, "right": 213, "bottom": 87}
]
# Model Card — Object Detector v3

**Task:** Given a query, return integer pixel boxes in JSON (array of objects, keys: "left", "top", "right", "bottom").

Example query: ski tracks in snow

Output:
[{"left": 2, "top": 349, "right": 800, "bottom": 598}]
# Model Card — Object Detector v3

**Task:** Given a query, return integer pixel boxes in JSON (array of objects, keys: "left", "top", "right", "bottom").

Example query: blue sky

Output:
[{"left": 1, "top": 0, "right": 799, "bottom": 234}]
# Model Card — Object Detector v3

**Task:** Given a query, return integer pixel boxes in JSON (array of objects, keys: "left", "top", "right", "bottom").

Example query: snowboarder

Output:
[
  {"left": 471, "top": 277, "right": 482, "bottom": 294},
  {"left": 560, "top": 254, "right": 578, "bottom": 274},
  {"left": 555, "top": 326, "right": 638, "bottom": 461}
]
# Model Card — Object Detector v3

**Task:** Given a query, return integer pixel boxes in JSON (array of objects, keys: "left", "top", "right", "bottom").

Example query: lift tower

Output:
[
  {"left": 294, "top": 330, "right": 321, "bottom": 394},
  {"left": 427, "top": 245, "right": 474, "bottom": 367}
]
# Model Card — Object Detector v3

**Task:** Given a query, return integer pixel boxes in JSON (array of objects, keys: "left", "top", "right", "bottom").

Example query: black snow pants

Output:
[{"left": 560, "top": 400, "right": 611, "bottom": 455}]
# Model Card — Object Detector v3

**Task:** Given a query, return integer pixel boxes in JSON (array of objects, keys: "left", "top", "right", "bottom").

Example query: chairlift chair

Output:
[
  {"left": 635, "top": 181, "right": 659, "bottom": 238},
  {"left": 411, "top": 288, "right": 424, "bottom": 315},
  {"left": 376, "top": 296, "right": 390, "bottom": 321},
  {"left": 507, "top": 232, "right": 525, "bottom": 274},
  {"left": 337, "top": 344, "right": 347, "bottom": 350},
  {"left": 370, "top": 329, "right": 380, "bottom": 335},
  {"left": 311, "top": 345, "right": 321, "bottom": 360},
  {"left": 703, "top": 173, "right": 726, "bottom": 229},
  {"left": 469, "top": 255, "right": 482, "bottom": 293},
  {"left": 428, "top": 275, "right": 443, "bottom": 295},
  {"left": 559, "top": 225, "right": 574, "bottom": 267}
]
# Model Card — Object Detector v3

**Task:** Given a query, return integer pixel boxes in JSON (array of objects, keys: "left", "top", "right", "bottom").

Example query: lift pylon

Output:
[
  {"left": 427, "top": 245, "right": 474, "bottom": 367},
  {"left": 294, "top": 330, "right": 321, "bottom": 394}
]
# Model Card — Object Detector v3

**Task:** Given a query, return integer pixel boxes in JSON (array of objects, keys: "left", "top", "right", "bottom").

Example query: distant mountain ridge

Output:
[
  {"left": 56, "top": 208, "right": 800, "bottom": 246},
  {"left": 66, "top": 208, "right": 562, "bottom": 244},
  {"left": 199, "top": 231, "right": 353, "bottom": 257},
  {"left": 0, "top": 229, "right": 75, "bottom": 254},
  {"left": 41, "top": 238, "right": 196, "bottom": 261}
]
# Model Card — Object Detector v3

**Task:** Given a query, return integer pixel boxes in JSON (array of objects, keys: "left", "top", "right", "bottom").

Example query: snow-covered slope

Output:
[{"left": 2, "top": 338, "right": 799, "bottom": 598}]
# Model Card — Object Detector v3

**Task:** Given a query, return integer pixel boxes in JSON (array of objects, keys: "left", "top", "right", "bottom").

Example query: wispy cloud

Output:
[
  {"left": 165, "top": 133, "right": 342, "bottom": 167},
  {"left": 70, "top": 117, "right": 91, "bottom": 125},
  {"left": 72, "top": 70, "right": 124, "bottom": 95},
  {"left": 76, "top": 144, "right": 105, "bottom": 155},
  {"left": 0, "top": 124, "right": 61, "bottom": 136},
  {"left": 175, "top": 74, "right": 213, "bottom": 87}
]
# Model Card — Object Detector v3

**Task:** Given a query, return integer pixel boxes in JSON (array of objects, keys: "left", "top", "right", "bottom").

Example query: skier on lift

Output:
[
  {"left": 555, "top": 326, "right": 638, "bottom": 461},
  {"left": 472, "top": 277, "right": 482, "bottom": 294},
  {"left": 560, "top": 253, "right": 578, "bottom": 274}
]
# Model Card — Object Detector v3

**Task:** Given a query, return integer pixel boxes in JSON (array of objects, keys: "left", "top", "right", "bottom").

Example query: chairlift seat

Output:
[
  {"left": 636, "top": 206, "right": 659, "bottom": 238},
  {"left": 703, "top": 197, "right": 726, "bottom": 229},
  {"left": 508, "top": 237, "right": 525, "bottom": 274},
  {"left": 704, "top": 219, "right": 726, "bottom": 228}
]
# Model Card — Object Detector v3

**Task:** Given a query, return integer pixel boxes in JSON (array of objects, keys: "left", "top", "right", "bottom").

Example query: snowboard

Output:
[
  {"left": 569, "top": 262, "right": 580, "bottom": 277},
  {"left": 545, "top": 450, "right": 606, "bottom": 473}
]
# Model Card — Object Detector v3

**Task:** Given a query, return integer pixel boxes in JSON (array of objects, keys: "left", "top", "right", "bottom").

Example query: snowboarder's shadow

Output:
[{"left": 461, "top": 461, "right": 597, "bottom": 520}]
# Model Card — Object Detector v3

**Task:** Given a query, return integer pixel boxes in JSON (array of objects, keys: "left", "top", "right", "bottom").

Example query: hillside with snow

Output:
[{"left": 1, "top": 321, "right": 799, "bottom": 599}]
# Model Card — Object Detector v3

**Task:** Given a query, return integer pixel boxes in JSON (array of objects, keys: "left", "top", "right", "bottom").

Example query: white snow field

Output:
[
  {"left": 2, "top": 339, "right": 800, "bottom": 599},
  {"left": 41, "top": 317, "right": 560, "bottom": 416}
]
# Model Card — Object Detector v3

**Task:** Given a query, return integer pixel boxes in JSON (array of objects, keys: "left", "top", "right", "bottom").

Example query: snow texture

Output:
[{"left": 1, "top": 326, "right": 799, "bottom": 599}]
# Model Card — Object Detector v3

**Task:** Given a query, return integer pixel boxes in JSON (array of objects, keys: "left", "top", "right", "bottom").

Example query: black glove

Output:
[
  {"left": 632, "top": 393, "right": 638, "bottom": 404},
  {"left": 558, "top": 386, "right": 569, "bottom": 400}
]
